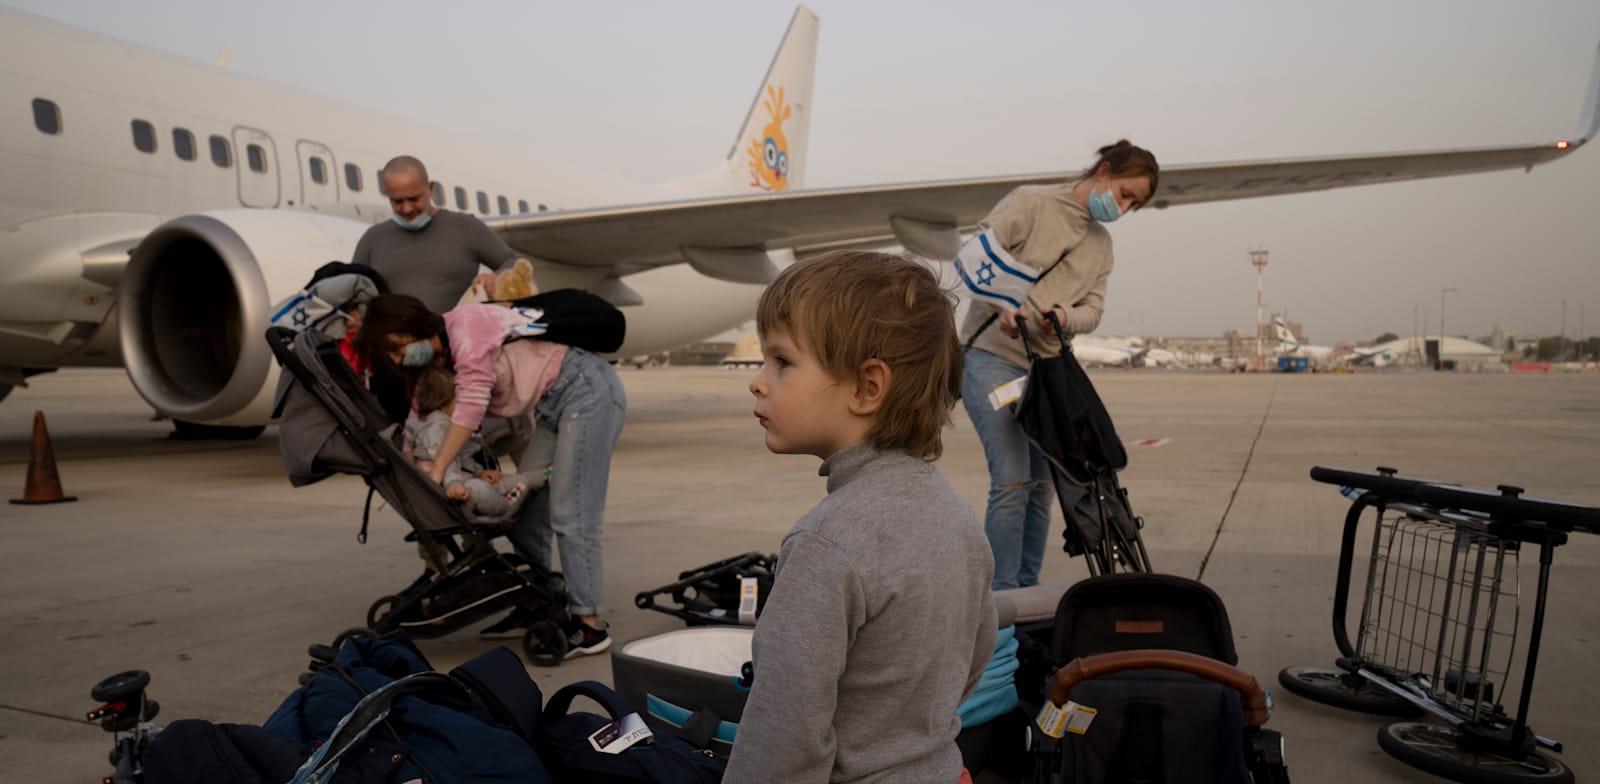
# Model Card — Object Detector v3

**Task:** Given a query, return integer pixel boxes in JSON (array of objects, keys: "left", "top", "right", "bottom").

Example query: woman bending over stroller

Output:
[
  {"left": 360, "top": 295, "right": 626, "bottom": 659},
  {"left": 960, "top": 140, "right": 1158, "bottom": 590}
]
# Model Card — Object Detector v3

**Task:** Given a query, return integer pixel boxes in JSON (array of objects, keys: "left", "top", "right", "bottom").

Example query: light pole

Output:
[
  {"left": 1581, "top": 304, "right": 1587, "bottom": 365},
  {"left": 1439, "top": 287, "right": 1456, "bottom": 370},
  {"left": 1250, "top": 250, "right": 1269, "bottom": 371}
]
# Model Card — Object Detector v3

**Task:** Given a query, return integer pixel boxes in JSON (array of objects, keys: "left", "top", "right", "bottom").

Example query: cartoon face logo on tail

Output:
[{"left": 746, "top": 85, "right": 792, "bottom": 191}]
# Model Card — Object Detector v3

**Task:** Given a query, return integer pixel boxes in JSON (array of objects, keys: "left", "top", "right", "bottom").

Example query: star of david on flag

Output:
[{"left": 952, "top": 227, "right": 1039, "bottom": 310}]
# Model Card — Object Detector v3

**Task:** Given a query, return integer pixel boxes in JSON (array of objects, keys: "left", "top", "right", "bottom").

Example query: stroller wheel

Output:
[
  {"left": 523, "top": 620, "right": 568, "bottom": 667},
  {"left": 366, "top": 595, "right": 402, "bottom": 629},
  {"left": 91, "top": 670, "right": 150, "bottom": 704},
  {"left": 1278, "top": 665, "right": 1421, "bottom": 716}
]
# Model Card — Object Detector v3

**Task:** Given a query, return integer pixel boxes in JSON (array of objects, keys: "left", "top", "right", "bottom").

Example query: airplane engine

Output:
[{"left": 118, "top": 210, "right": 369, "bottom": 426}]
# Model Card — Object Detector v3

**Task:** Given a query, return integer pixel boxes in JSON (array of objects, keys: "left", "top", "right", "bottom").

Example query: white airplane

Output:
[
  {"left": 3, "top": 6, "right": 1597, "bottom": 437},
  {"left": 1070, "top": 337, "right": 1148, "bottom": 368},
  {"left": 1272, "top": 317, "right": 1339, "bottom": 362}
]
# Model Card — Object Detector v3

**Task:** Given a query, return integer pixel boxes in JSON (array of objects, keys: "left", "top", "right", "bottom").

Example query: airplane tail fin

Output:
[
  {"left": 663, "top": 6, "right": 819, "bottom": 196},
  {"left": 1273, "top": 317, "right": 1298, "bottom": 348}
]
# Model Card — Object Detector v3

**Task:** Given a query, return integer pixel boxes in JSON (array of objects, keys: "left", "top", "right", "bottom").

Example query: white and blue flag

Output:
[{"left": 952, "top": 228, "right": 1040, "bottom": 310}]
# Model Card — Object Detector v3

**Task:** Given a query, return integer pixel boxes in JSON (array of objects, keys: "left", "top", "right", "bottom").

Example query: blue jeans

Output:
[
  {"left": 509, "top": 349, "right": 627, "bottom": 616},
  {"left": 962, "top": 348, "right": 1054, "bottom": 590}
]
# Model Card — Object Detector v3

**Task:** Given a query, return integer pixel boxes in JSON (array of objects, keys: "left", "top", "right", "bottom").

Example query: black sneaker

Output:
[
  {"left": 563, "top": 617, "right": 611, "bottom": 659},
  {"left": 479, "top": 606, "right": 537, "bottom": 640}
]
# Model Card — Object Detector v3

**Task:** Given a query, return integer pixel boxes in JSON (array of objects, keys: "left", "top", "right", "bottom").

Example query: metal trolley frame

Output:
[{"left": 1278, "top": 466, "right": 1599, "bottom": 784}]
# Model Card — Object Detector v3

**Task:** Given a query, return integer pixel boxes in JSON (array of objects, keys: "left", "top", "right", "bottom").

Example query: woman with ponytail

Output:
[{"left": 959, "top": 140, "right": 1159, "bottom": 590}]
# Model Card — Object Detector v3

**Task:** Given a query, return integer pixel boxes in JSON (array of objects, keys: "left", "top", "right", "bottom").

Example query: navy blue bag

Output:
[
  {"left": 266, "top": 637, "right": 551, "bottom": 784},
  {"left": 538, "top": 680, "right": 725, "bottom": 783}
]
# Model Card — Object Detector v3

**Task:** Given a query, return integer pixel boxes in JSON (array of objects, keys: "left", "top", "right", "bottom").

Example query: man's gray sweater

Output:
[{"left": 723, "top": 445, "right": 996, "bottom": 783}]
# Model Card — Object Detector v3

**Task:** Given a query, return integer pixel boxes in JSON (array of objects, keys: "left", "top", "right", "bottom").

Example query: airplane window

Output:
[
  {"left": 477, "top": 191, "right": 489, "bottom": 214},
  {"left": 454, "top": 186, "right": 467, "bottom": 210},
  {"left": 209, "top": 135, "right": 232, "bottom": 168},
  {"left": 172, "top": 128, "right": 196, "bottom": 161},
  {"left": 538, "top": 203, "right": 548, "bottom": 212},
  {"left": 131, "top": 120, "right": 157, "bottom": 153},
  {"left": 518, "top": 199, "right": 529, "bottom": 214},
  {"left": 247, "top": 144, "right": 268, "bottom": 173},
  {"left": 430, "top": 182, "right": 443, "bottom": 206},
  {"left": 309, "top": 156, "right": 327, "bottom": 184},
  {"left": 32, "top": 98, "right": 61, "bottom": 134},
  {"left": 497, "top": 195, "right": 510, "bottom": 215},
  {"left": 345, "top": 163, "right": 362, "bottom": 192}
]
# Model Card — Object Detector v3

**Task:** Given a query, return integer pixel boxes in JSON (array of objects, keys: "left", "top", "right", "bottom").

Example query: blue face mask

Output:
[
  {"left": 400, "top": 340, "right": 435, "bottom": 367},
  {"left": 391, "top": 211, "right": 432, "bottom": 232},
  {"left": 1087, "top": 178, "right": 1122, "bottom": 223}
]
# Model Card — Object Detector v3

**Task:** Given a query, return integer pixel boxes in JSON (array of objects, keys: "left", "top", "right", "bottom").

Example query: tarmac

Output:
[{"left": 2, "top": 366, "right": 1597, "bottom": 783}]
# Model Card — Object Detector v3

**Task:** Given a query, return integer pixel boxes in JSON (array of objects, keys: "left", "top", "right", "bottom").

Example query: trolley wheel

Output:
[
  {"left": 366, "top": 594, "right": 402, "bottom": 629},
  {"left": 1278, "top": 666, "right": 1421, "bottom": 716},
  {"left": 523, "top": 620, "right": 568, "bottom": 668},
  {"left": 91, "top": 670, "right": 150, "bottom": 703},
  {"left": 1377, "top": 722, "right": 1573, "bottom": 784}
]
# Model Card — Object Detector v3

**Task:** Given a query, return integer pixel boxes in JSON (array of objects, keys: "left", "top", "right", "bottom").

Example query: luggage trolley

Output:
[{"left": 1279, "top": 466, "right": 1600, "bottom": 784}]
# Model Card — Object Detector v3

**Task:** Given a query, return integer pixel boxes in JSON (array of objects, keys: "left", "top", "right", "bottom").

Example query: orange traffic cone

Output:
[{"left": 10, "top": 410, "right": 76, "bottom": 505}]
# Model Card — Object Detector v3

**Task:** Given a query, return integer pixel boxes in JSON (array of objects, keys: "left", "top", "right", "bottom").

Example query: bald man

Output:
[{"left": 352, "top": 155, "right": 519, "bottom": 314}]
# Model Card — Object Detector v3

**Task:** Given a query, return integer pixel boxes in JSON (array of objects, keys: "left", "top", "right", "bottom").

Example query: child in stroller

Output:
[{"left": 407, "top": 365, "right": 546, "bottom": 518}]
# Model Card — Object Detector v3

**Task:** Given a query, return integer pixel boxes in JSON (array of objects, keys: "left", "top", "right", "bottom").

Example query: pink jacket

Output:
[{"left": 443, "top": 304, "right": 567, "bottom": 431}]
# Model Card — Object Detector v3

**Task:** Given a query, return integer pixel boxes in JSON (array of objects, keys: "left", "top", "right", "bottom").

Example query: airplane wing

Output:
[{"left": 490, "top": 42, "right": 1599, "bottom": 283}]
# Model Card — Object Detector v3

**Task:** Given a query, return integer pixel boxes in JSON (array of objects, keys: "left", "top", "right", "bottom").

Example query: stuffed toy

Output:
[
  {"left": 493, "top": 258, "right": 539, "bottom": 303},
  {"left": 457, "top": 258, "right": 539, "bottom": 307}
]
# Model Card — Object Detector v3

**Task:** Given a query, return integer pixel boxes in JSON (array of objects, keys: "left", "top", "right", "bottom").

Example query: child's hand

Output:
[
  {"left": 446, "top": 484, "right": 469, "bottom": 500},
  {"left": 480, "top": 469, "right": 503, "bottom": 484}
]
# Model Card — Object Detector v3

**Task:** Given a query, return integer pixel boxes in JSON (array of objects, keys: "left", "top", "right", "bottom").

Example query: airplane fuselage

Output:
[{"left": 1, "top": 8, "right": 764, "bottom": 391}]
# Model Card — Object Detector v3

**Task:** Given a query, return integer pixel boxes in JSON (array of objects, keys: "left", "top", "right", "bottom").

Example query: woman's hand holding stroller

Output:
[
  {"left": 997, "top": 309, "right": 1025, "bottom": 338},
  {"left": 1038, "top": 306, "right": 1068, "bottom": 332}
]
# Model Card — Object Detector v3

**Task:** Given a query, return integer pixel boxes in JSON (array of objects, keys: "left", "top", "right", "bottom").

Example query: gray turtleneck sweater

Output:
[
  {"left": 959, "top": 181, "right": 1115, "bottom": 368},
  {"left": 723, "top": 445, "right": 996, "bottom": 784}
]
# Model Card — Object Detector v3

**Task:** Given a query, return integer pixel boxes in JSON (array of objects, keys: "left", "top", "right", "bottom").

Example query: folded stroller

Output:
[
  {"left": 1023, "top": 574, "right": 1288, "bottom": 784},
  {"left": 634, "top": 551, "right": 777, "bottom": 626},
  {"left": 266, "top": 324, "right": 570, "bottom": 665},
  {"left": 1015, "top": 315, "right": 1151, "bottom": 575}
]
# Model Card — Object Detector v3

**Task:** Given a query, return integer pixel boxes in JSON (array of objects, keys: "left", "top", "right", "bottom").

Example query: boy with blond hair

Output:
[{"left": 725, "top": 251, "right": 996, "bottom": 783}]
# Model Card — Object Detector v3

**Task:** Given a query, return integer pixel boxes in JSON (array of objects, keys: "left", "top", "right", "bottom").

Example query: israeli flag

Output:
[
  {"left": 505, "top": 306, "right": 549, "bottom": 340},
  {"left": 952, "top": 228, "right": 1040, "bottom": 310}
]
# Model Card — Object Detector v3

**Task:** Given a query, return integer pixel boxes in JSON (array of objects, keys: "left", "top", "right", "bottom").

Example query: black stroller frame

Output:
[
  {"left": 1279, "top": 466, "right": 1600, "bottom": 784},
  {"left": 1015, "top": 314, "right": 1151, "bottom": 576},
  {"left": 266, "top": 326, "right": 571, "bottom": 665},
  {"left": 634, "top": 551, "right": 777, "bottom": 627}
]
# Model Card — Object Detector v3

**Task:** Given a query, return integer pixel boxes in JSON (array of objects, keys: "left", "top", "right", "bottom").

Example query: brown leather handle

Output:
[{"left": 1046, "top": 649, "right": 1271, "bottom": 727}]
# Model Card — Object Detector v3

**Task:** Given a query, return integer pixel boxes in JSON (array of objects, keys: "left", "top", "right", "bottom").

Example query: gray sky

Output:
[{"left": 9, "top": 0, "right": 1599, "bottom": 344}]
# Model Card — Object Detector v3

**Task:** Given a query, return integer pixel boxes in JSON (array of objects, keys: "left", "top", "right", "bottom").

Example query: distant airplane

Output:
[
  {"left": 1272, "top": 318, "right": 1339, "bottom": 362},
  {"left": 1273, "top": 317, "right": 1384, "bottom": 364},
  {"left": 3, "top": 5, "right": 1596, "bottom": 436}
]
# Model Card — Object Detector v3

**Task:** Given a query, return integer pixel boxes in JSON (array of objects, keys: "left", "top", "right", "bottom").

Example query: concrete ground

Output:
[{"left": 2, "top": 366, "right": 1597, "bottom": 783}]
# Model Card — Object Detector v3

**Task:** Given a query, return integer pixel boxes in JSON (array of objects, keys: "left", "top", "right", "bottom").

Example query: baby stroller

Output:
[
  {"left": 1015, "top": 314, "right": 1151, "bottom": 575},
  {"left": 266, "top": 320, "right": 570, "bottom": 665},
  {"left": 1023, "top": 573, "right": 1289, "bottom": 784}
]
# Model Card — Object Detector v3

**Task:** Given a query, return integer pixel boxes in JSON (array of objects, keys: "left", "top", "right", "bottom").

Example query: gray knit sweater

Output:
[
  {"left": 959, "top": 181, "right": 1114, "bottom": 368},
  {"left": 722, "top": 445, "right": 996, "bottom": 784}
]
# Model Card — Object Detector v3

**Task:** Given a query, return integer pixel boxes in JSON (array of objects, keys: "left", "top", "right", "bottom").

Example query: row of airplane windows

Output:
[{"left": 28, "top": 98, "right": 548, "bottom": 215}]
